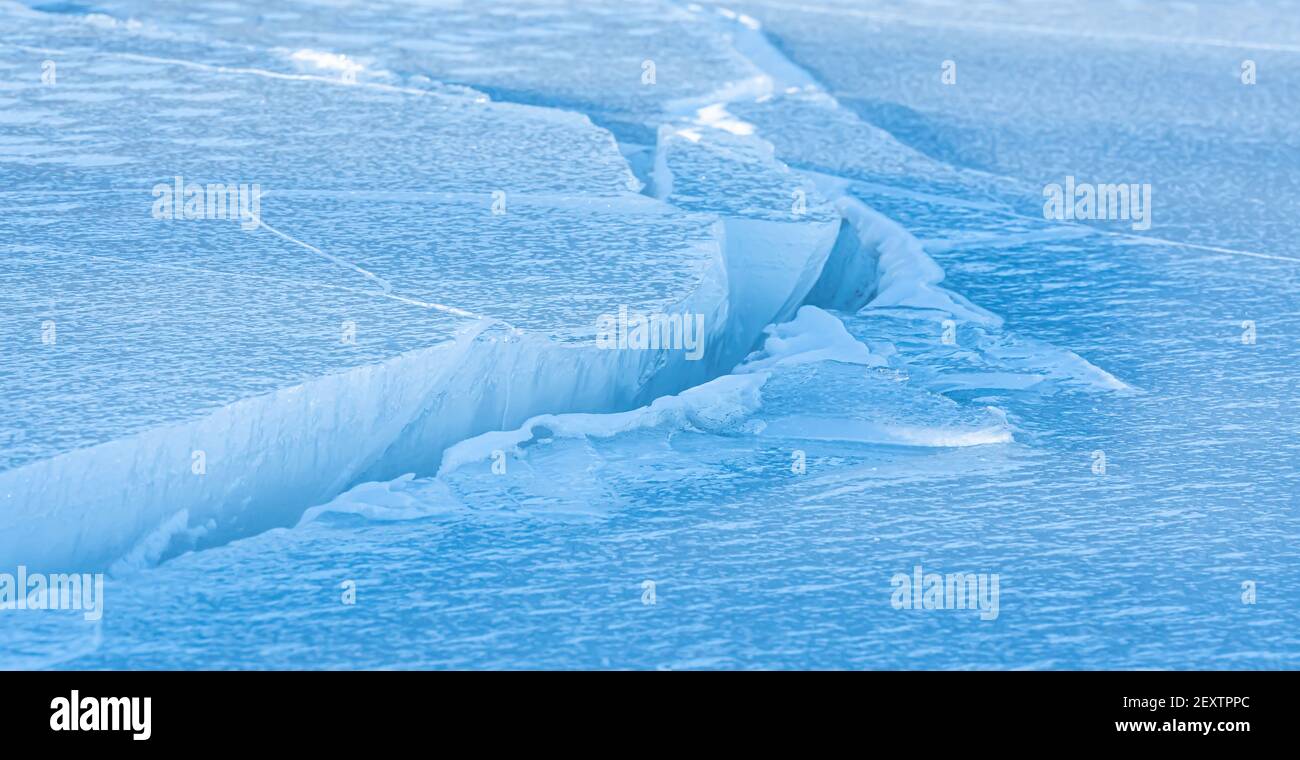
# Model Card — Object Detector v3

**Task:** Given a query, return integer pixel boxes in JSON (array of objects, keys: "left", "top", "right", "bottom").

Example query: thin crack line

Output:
[
  {"left": 250, "top": 216, "right": 393, "bottom": 294},
  {"left": 250, "top": 216, "right": 499, "bottom": 321},
  {"left": 14, "top": 248, "right": 465, "bottom": 315}
]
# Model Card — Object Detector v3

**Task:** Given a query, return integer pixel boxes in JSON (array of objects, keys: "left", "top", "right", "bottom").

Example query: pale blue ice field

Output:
[{"left": 1, "top": 0, "right": 1297, "bottom": 669}]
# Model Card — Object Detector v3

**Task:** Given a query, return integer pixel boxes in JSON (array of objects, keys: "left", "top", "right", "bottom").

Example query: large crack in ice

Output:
[
  {"left": 274, "top": 8, "right": 1135, "bottom": 538},
  {"left": 0, "top": 4, "right": 816, "bottom": 571},
  {"left": 0, "top": 0, "right": 1128, "bottom": 574}
]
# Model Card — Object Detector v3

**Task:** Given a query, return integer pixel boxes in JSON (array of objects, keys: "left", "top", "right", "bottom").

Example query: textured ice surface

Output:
[
  {"left": 717, "top": 0, "right": 1300, "bottom": 256},
  {"left": 731, "top": 90, "right": 1018, "bottom": 206},
  {"left": 2, "top": 0, "right": 1298, "bottom": 669},
  {"left": 654, "top": 125, "right": 834, "bottom": 223},
  {"left": 50, "top": 0, "right": 769, "bottom": 141},
  {"left": 38, "top": 219, "right": 1293, "bottom": 669},
  {"left": 0, "top": 7, "right": 737, "bottom": 568}
]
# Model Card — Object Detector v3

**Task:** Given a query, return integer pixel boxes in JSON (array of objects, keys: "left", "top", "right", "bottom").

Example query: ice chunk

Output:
[
  {"left": 304, "top": 305, "right": 1016, "bottom": 526},
  {"left": 437, "top": 306, "right": 1012, "bottom": 472},
  {"left": 653, "top": 124, "right": 840, "bottom": 369}
]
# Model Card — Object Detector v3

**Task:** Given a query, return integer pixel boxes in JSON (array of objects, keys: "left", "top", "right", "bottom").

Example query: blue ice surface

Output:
[{"left": 1, "top": 0, "right": 1297, "bottom": 669}]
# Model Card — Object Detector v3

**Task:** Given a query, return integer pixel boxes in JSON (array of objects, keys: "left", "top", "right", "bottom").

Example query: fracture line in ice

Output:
[
  {"left": 22, "top": 210, "right": 508, "bottom": 323},
  {"left": 825, "top": 160, "right": 1300, "bottom": 265},
  {"left": 0, "top": 0, "right": 1120, "bottom": 571},
  {"left": 252, "top": 217, "right": 516, "bottom": 327},
  {"left": 933, "top": 205, "right": 1300, "bottom": 264},
  {"left": 296, "top": 305, "right": 1017, "bottom": 526},
  {"left": 25, "top": 247, "right": 457, "bottom": 314},
  {"left": 251, "top": 217, "right": 396, "bottom": 295},
  {"left": 1103, "top": 231, "right": 1300, "bottom": 265},
  {"left": 700, "top": 8, "right": 1129, "bottom": 396}
]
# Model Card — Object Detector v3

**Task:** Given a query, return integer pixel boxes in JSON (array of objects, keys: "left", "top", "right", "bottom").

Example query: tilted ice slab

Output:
[
  {"left": 0, "top": 22, "right": 745, "bottom": 571},
  {"left": 653, "top": 124, "right": 840, "bottom": 371}
]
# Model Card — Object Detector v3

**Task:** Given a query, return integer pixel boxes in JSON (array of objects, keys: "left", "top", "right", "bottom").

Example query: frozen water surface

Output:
[
  {"left": 719, "top": 0, "right": 1300, "bottom": 254},
  {"left": 0, "top": 7, "right": 732, "bottom": 568},
  {"left": 1, "top": 0, "right": 1298, "bottom": 669},
  {"left": 75, "top": 0, "right": 769, "bottom": 141}
]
